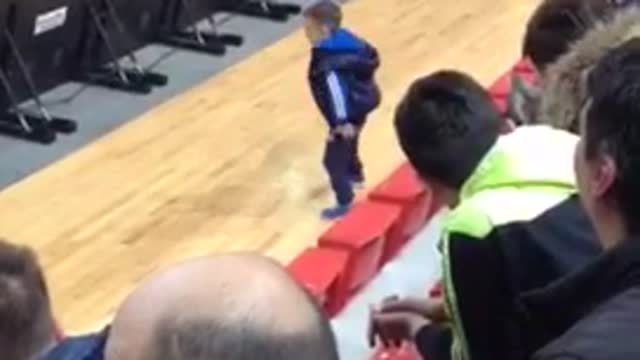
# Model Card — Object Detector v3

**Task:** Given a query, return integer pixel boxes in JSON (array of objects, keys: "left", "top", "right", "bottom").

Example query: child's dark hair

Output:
[
  {"left": 303, "top": 1, "right": 342, "bottom": 29},
  {"left": 523, "top": 0, "right": 618, "bottom": 71},
  {"left": 394, "top": 71, "right": 501, "bottom": 189}
]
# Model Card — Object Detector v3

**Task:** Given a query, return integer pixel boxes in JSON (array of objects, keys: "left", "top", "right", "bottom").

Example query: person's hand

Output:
[
  {"left": 368, "top": 304, "right": 431, "bottom": 348},
  {"left": 335, "top": 123, "right": 356, "bottom": 139},
  {"left": 377, "top": 295, "right": 447, "bottom": 322},
  {"left": 327, "top": 131, "right": 335, "bottom": 142}
]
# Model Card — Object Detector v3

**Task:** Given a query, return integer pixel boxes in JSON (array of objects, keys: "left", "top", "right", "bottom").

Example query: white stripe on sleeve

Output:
[{"left": 326, "top": 71, "right": 348, "bottom": 121}]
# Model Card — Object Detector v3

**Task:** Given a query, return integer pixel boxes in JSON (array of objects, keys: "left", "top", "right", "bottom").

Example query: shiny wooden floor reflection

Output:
[{"left": 0, "top": 0, "right": 538, "bottom": 332}]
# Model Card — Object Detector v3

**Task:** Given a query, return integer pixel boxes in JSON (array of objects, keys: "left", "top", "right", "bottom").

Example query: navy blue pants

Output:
[{"left": 323, "top": 131, "right": 363, "bottom": 206}]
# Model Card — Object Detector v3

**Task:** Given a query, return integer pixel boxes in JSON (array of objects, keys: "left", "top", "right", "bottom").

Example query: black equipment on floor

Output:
[
  {"left": 0, "top": 2, "right": 77, "bottom": 144},
  {"left": 215, "top": 0, "right": 302, "bottom": 22},
  {"left": 74, "top": 0, "right": 169, "bottom": 94},
  {"left": 0, "top": 0, "right": 305, "bottom": 143},
  {"left": 158, "top": 0, "right": 243, "bottom": 55},
  {"left": 0, "top": 67, "right": 57, "bottom": 144}
]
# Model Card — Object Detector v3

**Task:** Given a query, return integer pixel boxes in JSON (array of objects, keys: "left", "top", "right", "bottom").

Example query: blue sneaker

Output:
[{"left": 321, "top": 203, "right": 352, "bottom": 220}]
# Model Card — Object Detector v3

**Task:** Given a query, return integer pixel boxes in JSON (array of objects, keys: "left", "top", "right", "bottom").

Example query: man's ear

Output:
[
  {"left": 592, "top": 154, "right": 617, "bottom": 198},
  {"left": 507, "top": 74, "right": 541, "bottom": 126}
]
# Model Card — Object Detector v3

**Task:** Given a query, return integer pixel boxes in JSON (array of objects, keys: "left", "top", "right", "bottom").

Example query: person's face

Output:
[
  {"left": 426, "top": 179, "right": 460, "bottom": 210},
  {"left": 303, "top": 17, "right": 328, "bottom": 44},
  {"left": 574, "top": 102, "right": 618, "bottom": 245},
  {"left": 574, "top": 131, "right": 594, "bottom": 214}
]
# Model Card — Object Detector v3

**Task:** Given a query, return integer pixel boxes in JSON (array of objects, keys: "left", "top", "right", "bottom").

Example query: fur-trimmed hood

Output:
[{"left": 518, "top": 5, "right": 640, "bottom": 132}]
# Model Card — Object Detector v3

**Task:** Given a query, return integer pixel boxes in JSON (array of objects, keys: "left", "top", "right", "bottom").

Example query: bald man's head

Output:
[{"left": 105, "top": 254, "right": 338, "bottom": 360}]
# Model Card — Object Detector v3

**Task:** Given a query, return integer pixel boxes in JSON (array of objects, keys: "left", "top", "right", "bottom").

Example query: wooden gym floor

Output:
[{"left": 0, "top": 0, "right": 537, "bottom": 332}]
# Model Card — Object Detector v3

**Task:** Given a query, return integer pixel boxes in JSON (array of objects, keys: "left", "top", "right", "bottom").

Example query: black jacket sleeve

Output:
[
  {"left": 447, "top": 231, "right": 524, "bottom": 360},
  {"left": 414, "top": 324, "right": 453, "bottom": 360}
]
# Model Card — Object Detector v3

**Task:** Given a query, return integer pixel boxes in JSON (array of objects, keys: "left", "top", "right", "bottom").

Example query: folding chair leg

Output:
[
  {"left": 3, "top": 30, "right": 78, "bottom": 135},
  {"left": 81, "top": 67, "right": 153, "bottom": 94},
  {"left": 158, "top": 0, "right": 243, "bottom": 54},
  {"left": 78, "top": 0, "right": 165, "bottom": 94},
  {"left": 101, "top": 0, "right": 169, "bottom": 88},
  {"left": 0, "top": 52, "right": 57, "bottom": 144},
  {"left": 158, "top": 30, "right": 227, "bottom": 55}
]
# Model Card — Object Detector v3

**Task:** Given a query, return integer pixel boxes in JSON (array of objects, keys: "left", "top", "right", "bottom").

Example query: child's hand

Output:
[
  {"left": 379, "top": 295, "right": 448, "bottom": 323},
  {"left": 368, "top": 302, "right": 431, "bottom": 348},
  {"left": 327, "top": 131, "right": 335, "bottom": 142},
  {"left": 335, "top": 123, "right": 357, "bottom": 139}
]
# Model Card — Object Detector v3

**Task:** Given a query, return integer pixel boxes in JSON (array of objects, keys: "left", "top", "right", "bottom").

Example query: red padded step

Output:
[
  {"left": 488, "top": 57, "right": 539, "bottom": 116},
  {"left": 513, "top": 57, "right": 537, "bottom": 81},
  {"left": 369, "top": 162, "right": 434, "bottom": 264},
  {"left": 319, "top": 200, "right": 403, "bottom": 294},
  {"left": 287, "top": 247, "right": 350, "bottom": 316},
  {"left": 489, "top": 72, "right": 511, "bottom": 97},
  {"left": 488, "top": 72, "right": 511, "bottom": 114},
  {"left": 491, "top": 57, "right": 537, "bottom": 92},
  {"left": 493, "top": 96, "right": 508, "bottom": 115},
  {"left": 369, "top": 162, "right": 427, "bottom": 204}
]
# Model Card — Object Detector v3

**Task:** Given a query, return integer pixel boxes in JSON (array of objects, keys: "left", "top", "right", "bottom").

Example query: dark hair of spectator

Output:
[
  {"left": 394, "top": 70, "right": 501, "bottom": 189},
  {"left": 0, "top": 239, "right": 54, "bottom": 360},
  {"left": 523, "top": 0, "right": 617, "bottom": 71}
]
